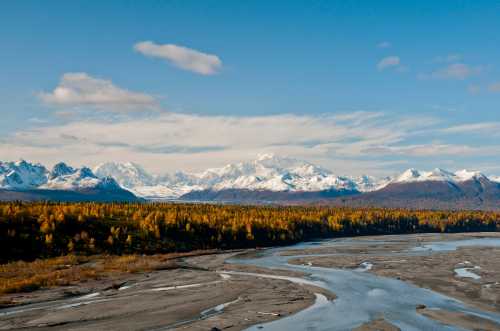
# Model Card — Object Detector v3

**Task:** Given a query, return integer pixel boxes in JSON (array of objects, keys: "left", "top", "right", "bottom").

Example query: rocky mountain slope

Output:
[{"left": 334, "top": 175, "right": 500, "bottom": 210}]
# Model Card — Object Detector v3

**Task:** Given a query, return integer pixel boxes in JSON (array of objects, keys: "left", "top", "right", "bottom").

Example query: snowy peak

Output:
[
  {"left": 2, "top": 158, "right": 499, "bottom": 201},
  {"left": 94, "top": 176, "right": 121, "bottom": 190},
  {"left": 254, "top": 154, "right": 332, "bottom": 177},
  {"left": 187, "top": 154, "right": 355, "bottom": 193},
  {"left": 393, "top": 168, "right": 488, "bottom": 184},
  {"left": 0, "top": 160, "right": 120, "bottom": 191},
  {"left": 454, "top": 169, "right": 487, "bottom": 182},
  {"left": 94, "top": 162, "right": 156, "bottom": 188},
  {"left": 50, "top": 162, "right": 75, "bottom": 179},
  {"left": 0, "top": 160, "right": 48, "bottom": 189},
  {"left": 254, "top": 153, "right": 316, "bottom": 171},
  {"left": 89, "top": 156, "right": 415, "bottom": 199},
  {"left": 396, "top": 168, "right": 422, "bottom": 182},
  {"left": 78, "top": 167, "right": 97, "bottom": 179},
  {"left": 352, "top": 175, "right": 392, "bottom": 192},
  {"left": 91, "top": 155, "right": 361, "bottom": 199},
  {"left": 395, "top": 168, "right": 456, "bottom": 183},
  {"left": 427, "top": 168, "right": 456, "bottom": 181},
  {"left": 43, "top": 165, "right": 113, "bottom": 190},
  {"left": 94, "top": 162, "right": 190, "bottom": 199}
]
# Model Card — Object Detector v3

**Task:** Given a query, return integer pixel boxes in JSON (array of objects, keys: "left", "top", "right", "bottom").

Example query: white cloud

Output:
[
  {"left": 39, "top": 73, "right": 158, "bottom": 112},
  {"left": 441, "top": 122, "right": 500, "bottom": 135},
  {"left": 377, "top": 56, "right": 401, "bottom": 71},
  {"left": 377, "top": 41, "right": 391, "bottom": 48},
  {"left": 364, "top": 143, "right": 487, "bottom": 157},
  {"left": 419, "top": 63, "right": 482, "bottom": 80},
  {"left": 0, "top": 111, "right": 440, "bottom": 175},
  {"left": 134, "top": 41, "right": 222, "bottom": 75},
  {"left": 6, "top": 107, "right": 500, "bottom": 176}
]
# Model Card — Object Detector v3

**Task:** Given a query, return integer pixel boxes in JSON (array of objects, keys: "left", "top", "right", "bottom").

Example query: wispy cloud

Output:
[
  {"left": 363, "top": 143, "right": 487, "bottom": 157},
  {"left": 377, "top": 56, "right": 401, "bottom": 71},
  {"left": 39, "top": 73, "right": 158, "bottom": 112},
  {"left": 134, "top": 41, "right": 222, "bottom": 75},
  {"left": 0, "top": 111, "right": 440, "bottom": 174},
  {"left": 418, "top": 63, "right": 482, "bottom": 80},
  {"left": 441, "top": 122, "right": 500, "bottom": 135}
]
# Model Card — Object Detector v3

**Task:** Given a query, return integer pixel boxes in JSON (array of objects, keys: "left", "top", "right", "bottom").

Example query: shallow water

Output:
[
  {"left": 454, "top": 267, "right": 481, "bottom": 280},
  {"left": 232, "top": 237, "right": 500, "bottom": 331},
  {"left": 411, "top": 237, "right": 500, "bottom": 252}
]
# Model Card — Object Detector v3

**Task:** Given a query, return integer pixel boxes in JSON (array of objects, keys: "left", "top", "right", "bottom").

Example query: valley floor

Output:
[
  {"left": 0, "top": 252, "right": 321, "bottom": 331},
  {"left": 1, "top": 232, "right": 499, "bottom": 330}
]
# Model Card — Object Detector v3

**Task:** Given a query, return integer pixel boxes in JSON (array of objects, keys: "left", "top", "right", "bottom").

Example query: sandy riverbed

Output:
[
  {"left": 1, "top": 232, "right": 499, "bottom": 330},
  {"left": 0, "top": 252, "right": 321, "bottom": 331}
]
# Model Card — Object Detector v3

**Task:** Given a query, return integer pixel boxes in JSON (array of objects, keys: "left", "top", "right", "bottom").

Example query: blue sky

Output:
[{"left": 1, "top": 1, "right": 500, "bottom": 176}]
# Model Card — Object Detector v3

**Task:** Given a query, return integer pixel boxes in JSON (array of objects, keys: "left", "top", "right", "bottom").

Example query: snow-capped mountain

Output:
[
  {"left": 95, "top": 154, "right": 387, "bottom": 199},
  {"left": 93, "top": 155, "right": 500, "bottom": 201},
  {"left": 43, "top": 163, "right": 120, "bottom": 190},
  {"left": 0, "top": 160, "right": 120, "bottom": 191},
  {"left": 351, "top": 175, "right": 392, "bottom": 192},
  {"left": 0, "top": 160, "right": 138, "bottom": 202},
  {"left": 0, "top": 160, "right": 48, "bottom": 189},
  {"left": 4, "top": 157, "right": 499, "bottom": 207},
  {"left": 340, "top": 167, "right": 500, "bottom": 210},
  {"left": 93, "top": 162, "right": 198, "bottom": 199},
  {"left": 392, "top": 168, "right": 487, "bottom": 185},
  {"left": 489, "top": 176, "right": 500, "bottom": 183},
  {"left": 189, "top": 154, "right": 360, "bottom": 192},
  {"left": 94, "top": 162, "right": 156, "bottom": 188}
]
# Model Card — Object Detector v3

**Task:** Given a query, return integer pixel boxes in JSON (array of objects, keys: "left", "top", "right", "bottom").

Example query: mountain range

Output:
[
  {"left": 1, "top": 155, "right": 500, "bottom": 209},
  {"left": 93, "top": 154, "right": 392, "bottom": 199},
  {"left": 0, "top": 160, "right": 139, "bottom": 202}
]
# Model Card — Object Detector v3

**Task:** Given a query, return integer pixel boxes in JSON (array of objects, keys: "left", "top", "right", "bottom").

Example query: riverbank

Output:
[
  {"left": 1, "top": 232, "right": 500, "bottom": 330},
  {"left": 0, "top": 251, "right": 322, "bottom": 330}
]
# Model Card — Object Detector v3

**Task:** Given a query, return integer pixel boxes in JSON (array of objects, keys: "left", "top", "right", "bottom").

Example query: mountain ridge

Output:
[
  {"left": 94, "top": 154, "right": 497, "bottom": 200},
  {"left": 0, "top": 160, "right": 139, "bottom": 202},
  {"left": 1, "top": 156, "right": 499, "bottom": 209},
  {"left": 333, "top": 176, "right": 500, "bottom": 211},
  {"left": 94, "top": 154, "right": 392, "bottom": 199}
]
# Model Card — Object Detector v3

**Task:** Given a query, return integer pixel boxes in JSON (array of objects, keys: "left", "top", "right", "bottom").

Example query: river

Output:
[{"left": 226, "top": 237, "right": 500, "bottom": 331}]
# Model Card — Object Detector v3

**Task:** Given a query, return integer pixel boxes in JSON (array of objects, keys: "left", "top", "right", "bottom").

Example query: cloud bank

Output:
[{"left": 5, "top": 105, "right": 500, "bottom": 175}]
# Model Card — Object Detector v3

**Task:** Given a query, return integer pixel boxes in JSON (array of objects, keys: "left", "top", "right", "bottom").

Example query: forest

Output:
[{"left": 1, "top": 202, "right": 499, "bottom": 263}]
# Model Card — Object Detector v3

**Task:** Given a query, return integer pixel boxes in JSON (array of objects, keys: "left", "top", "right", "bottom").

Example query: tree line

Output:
[{"left": 1, "top": 202, "right": 498, "bottom": 262}]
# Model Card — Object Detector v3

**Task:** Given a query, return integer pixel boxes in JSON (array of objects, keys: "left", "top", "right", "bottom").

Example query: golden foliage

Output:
[
  {"left": 0, "top": 251, "right": 214, "bottom": 295},
  {"left": 0, "top": 202, "right": 498, "bottom": 263}
]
